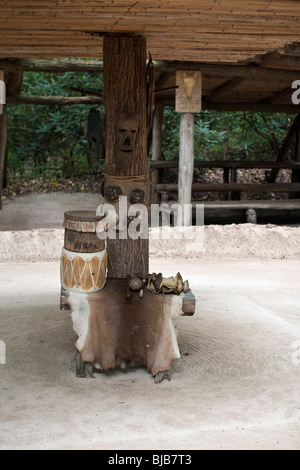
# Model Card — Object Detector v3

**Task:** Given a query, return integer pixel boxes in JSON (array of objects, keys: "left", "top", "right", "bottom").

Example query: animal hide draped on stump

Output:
[{"left": 67, "top": 279, "right": 184, "bottom": 376}]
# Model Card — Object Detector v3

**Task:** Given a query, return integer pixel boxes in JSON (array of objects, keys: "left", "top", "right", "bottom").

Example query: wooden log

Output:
[
  {"left": 207, "top": 77, "right": 246, "bottom": 100},
  {"left": 0, "top": 58, "right": 104, "bottom": 73},
  {"left": 154, "top": 96, "right": 300, "bottom": 115},
  {"left": 8, "top": 95, "right": 102, "bottom": 106},
  {"left": 161, "top": 199, "right": 300, "bottom": 210},
  {"left": 203, "top": 100, "right": 300, "bottom": 115},
  {"left": 201, "top": 199, "right": 300, "bottom": 210},
  {"left": 155, "top": 61, "right": 300, "bottom": 83},
  {"left": 150, "top": 160, "right": 300, "bottom": 170},
  {"left": 157, "top": 183, "right": 300, "bottom": 193},
  {"left": 103, "top": 34, "right": 149, "bottom": 279},
  {"left": 1, "top": 59, "right": 300, "bottom": 84},
  {"left": 254, "top": 50, "right": 300, "bottom": 71},
  {"left": 178, "top": 113, "right": 194, "bottom": 214}
]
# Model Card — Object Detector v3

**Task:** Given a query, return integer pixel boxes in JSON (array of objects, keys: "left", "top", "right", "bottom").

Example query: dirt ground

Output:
[{"left": 0, "top": 193, "right": 300, "bottom": 450}]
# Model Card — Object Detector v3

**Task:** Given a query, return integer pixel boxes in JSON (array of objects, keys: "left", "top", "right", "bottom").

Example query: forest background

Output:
[{"left": 3, "top": 67, "right": 296, "bottom": 197}]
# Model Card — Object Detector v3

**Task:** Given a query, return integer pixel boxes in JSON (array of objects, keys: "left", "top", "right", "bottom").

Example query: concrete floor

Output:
[{"left": 0, "top": 258, "right": 300, "bottom": 450}]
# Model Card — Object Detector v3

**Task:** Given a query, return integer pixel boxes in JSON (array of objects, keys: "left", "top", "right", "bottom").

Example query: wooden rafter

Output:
[{"left": 206, "top": 77, "right": 246, "bottom": 101}]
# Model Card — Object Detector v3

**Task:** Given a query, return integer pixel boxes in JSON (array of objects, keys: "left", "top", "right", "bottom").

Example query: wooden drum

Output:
[{"left": 60, "top": 210, "right": 107, "bottom": 293}]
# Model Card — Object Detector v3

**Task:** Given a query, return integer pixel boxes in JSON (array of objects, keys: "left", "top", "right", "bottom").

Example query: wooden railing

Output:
[
  {"left": 150, "top": 159, "right": 300, "bottom": 202},
  {"left": 150, "top": 160, "right": 300, "bottom": 170}
]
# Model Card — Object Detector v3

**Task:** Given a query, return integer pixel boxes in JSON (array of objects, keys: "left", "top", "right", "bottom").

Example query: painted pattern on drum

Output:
[{"left": 60, "top": 249, "right": 107, "bottom": 293}]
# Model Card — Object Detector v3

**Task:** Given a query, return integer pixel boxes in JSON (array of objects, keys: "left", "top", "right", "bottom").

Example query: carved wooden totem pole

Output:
[
  {"left": 61, "top": 34, "right": 195, "bottom": 383},
  {"left": 103, "top": 35, "right": 149, "bottom": 279}
]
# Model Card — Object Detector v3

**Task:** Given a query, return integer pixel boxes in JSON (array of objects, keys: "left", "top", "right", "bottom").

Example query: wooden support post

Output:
[
  {"left": 176, "top": 70, "right": 201, "bottom": 217},
  {"left": 0, "top": 71, "right": 6, "bottom": 210},
  {"left": 230, "top": 168, "right": 239, "bottom": 200},
  {"left": 103, "top": 34, "right": 148, "bottom": 278},
  {"left": 178, "top": 112, "right": 194, "bottom": 216},
  {"left": 223, "top": 168, "right": 229, "bottom": 200},
  {"left": 151, "top": 102, "right": 164, "bottom": 203}
]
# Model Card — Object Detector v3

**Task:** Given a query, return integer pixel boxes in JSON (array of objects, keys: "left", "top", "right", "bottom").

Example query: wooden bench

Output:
[
  {"left": 150, "top": 160, "right": 300, "bottom": 222},
  {"left": 156, "top": 199, "right": 300, "bottom": 224}
]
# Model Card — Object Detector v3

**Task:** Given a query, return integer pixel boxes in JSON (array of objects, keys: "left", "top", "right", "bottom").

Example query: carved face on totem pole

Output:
[{"left": 115, "top": 113, "right": 139, "bottom": 169}]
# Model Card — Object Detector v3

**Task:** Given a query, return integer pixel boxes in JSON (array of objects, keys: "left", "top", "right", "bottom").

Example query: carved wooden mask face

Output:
[
  {"left": 183, "top": 71, "right": 198, "bottom": 99},
  {"left": 116, "top": 114, "right": 138, "bottom": 156}
]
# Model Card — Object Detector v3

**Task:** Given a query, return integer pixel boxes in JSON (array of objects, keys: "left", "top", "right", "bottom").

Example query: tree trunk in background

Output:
[
  {"left": 151, "top": 102, "right": 164, "bottom": 203},
  {"left": 290, "top": 114, "right": 300, "bottom": 199}
]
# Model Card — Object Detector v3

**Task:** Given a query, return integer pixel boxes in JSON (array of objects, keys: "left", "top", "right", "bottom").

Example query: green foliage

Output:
[
  {"left": 161, "top": 107, "right": 295, "bottom": 162},
  {"left": 6, "top": 68, "right": 296, "bottom": 183},
  {"left": 7, "top": 68, "right": 104, "bottom": 181}
]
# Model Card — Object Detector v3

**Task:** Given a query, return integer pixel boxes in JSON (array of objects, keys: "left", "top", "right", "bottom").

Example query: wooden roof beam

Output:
[
  {"left": 0, "top": 59, "right": 300, "bottom": 84},
  {"left": 155, "top": 95, "right": 300, "bottom": 113},
  {"left": 155, "top": 61, "right": 300, "bottom": 82},
  {"left": 206, "top": 77, "right": 246, "bottom": 101},
  {"left": 202, "top": 99, "right": 300, "bottom": 114},
  {"left": 259, "top": 87, "right": 293, "bottom": 105},
  {"left": 154, "top": 71, "right": 174, "bottom": 92},
  {"left": 0, "top": 58, "right": 104, "bottom": 73},
  {"left": 253, "top": 50, "right": 300, "bottom": 70},
  {"left": 283, "top": 43, "right": 300, "bottom": 56}
]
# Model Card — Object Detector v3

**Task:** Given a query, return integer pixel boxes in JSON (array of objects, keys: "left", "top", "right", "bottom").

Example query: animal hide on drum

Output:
[{"left": 67, "top": 279, "right": 184, "bottom": 376}]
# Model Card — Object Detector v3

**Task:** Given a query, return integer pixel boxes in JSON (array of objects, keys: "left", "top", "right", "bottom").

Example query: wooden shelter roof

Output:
[
  {"left": 0, "top": 1, "right": 300, "bottom": 113},
  {"left": 0, "top": 1, "right": 300, "bottom": 62}
]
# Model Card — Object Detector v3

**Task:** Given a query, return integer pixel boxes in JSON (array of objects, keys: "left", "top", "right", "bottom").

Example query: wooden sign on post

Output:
[{"left": 175, "top": 70, "right": 202, "bottom": 113}]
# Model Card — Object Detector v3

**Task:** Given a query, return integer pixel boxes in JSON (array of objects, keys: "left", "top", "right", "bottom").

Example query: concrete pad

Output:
[
  {"left": 0, "top": 258, "right": 299, "bottom": 450},
  {"left": 0, "top": 192, "right": 103, "bottom": 231}
]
